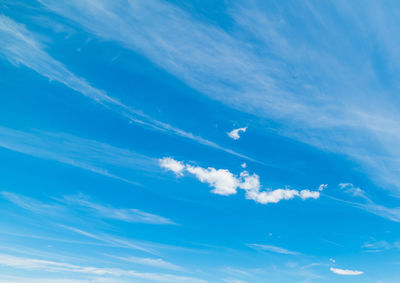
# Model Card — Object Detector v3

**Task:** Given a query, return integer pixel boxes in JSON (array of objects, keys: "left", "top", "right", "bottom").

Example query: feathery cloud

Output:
[
  {"left": 0, "top": 126, "right": 153, "bottom": 184},
  {"left": 0, "top": 253, "right": 206, "bottom": 283},
  {"left": 2, "top": 192, "right": 175, "bottom": 225},
  {"left": 60, "top": 194, "right": 175, "bottom": 225},
  {"left": 111, "top": 255, "right": 183, "bottom": 271},
  {"left": 247, "top": 244, "right": 299, "bottom": 255}
]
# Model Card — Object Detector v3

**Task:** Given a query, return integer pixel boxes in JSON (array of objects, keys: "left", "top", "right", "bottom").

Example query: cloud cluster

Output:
[{"left": 159, "top": 157, "right": 321, "bottom": 204}]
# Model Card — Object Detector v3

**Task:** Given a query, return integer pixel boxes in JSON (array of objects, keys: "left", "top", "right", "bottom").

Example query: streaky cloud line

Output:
[
  {"left": 0, "top": 253, "right": 208, "bottom": 283},
  {"left": 58, "top": 193, "right": 177, "bottom": 225},
  {"left": 58, "top": 224, "right": 157, "bottom": 255},
  {"left": 0, "top": 14, "right": 257, "bottom": 163},
  {"left": 247, "top": 243, "right": 300, "bottom": 255},
  {"left": 1, "top": 191, "right": 176, "bottom": 225},
  {"left": 0, "top": 126, "right": 154, "bottom": 185},
  {"left": 105, "top": 254, "right": 184, "bottom": 272},
  {"left": 326, "top": 189, "right": 400, "bottom": 223}
]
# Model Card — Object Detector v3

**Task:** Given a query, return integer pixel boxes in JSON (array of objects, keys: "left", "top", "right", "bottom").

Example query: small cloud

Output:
[
  {"left": 361, "top": 240, "right": 395, "bottom": 252},
  {"left": 329, "top": 258, "right": 335, "bottom": 263},
  {"left": 339, "top": 183, "right": 367, "bottom": 199},
  {"left": 247, "top": 243, "right": 300, "bottom": 255},
  {"left": 318, "top": 184, "right": 327, "bottom": 191},
  {"left": 241, "top": 162, "right": 247, "bottom": 169},
  {"left": 330, "top": 267, "right": 363, "bottom": 275},
  {"left": 227, "top": 127, "right": 247, "bottom": 140},
  {"left": 159, "top": 157, "right": 185, "bottom": 176}
]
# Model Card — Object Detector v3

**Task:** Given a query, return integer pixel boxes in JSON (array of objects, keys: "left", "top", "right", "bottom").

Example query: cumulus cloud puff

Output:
[
  {"left": 159, "top": 157, "right": 185, "bottom": 176},
  {"left": 159, "top": 157, "right": 322, "bottom": 204},
  {"left": 227, "top": 127, "right": 247, "bottom": 140},
  {"left": 330, "top": 267, "right": 363, "bottom": 276}
]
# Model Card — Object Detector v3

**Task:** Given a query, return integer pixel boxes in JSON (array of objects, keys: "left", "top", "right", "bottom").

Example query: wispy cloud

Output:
[
  {"left": 60, "top": 194, "right": 176, "bottom": 225},
  {"left": 0, "top": 276, "right": 106, "bottom": 283},
  {"left": 2, "top": 191, "right": 175, "bottom": 225},
  {"left": 333, "top": 183, "right": 400, "bottom": 222},
  {"left": 36, "top": 0, "right": 400, "bottom": 193},
  {"left": 0, "top": 14, "right": 254, "bottom": 162},
  {"left": 0, "top": 253, "right": 207, "bottom": 283},
  {"left": 58, "top": 225, "right": 157, "bottom": 255},
  {"left": 247, "top": 244, "right": 300, "bottom": 255},
  {"left": 330, "top": 267, "right": 363, "bottom": 276},
  {"left": 110, "top": 255, "right": 183, "bottom": 271},
  {"left": 159, "top": 157, "right": 321, "bottom": 204},
  {"left": 0, "top": 126, "right": 154, "bottom": 184},
  {"left": 1, "top": 191, "right": 64, "bottom": 215}
]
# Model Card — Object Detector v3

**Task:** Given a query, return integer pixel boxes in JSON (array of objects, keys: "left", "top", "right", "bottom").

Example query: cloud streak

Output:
[
  {"left": 0, "top": 253, "right": 206, "bottom": 283},
  {"left": 333, "top": 183, "right": 400, "bottom": 223},
  {"left": 60, "top": 194, "right": 176, "bottom": 225},
  {"left": 247, "top": 244, "right": 300, "bottom": 255},
  {"left": 0, "top": 126, "right": 154, "bottom": 184},
  {"left": 110, "top": 255, "right": 183, "bottom": 271}
]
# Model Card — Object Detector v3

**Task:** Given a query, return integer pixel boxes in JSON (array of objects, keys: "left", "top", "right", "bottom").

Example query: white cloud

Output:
[
  {"left": 0, "top": 126, "right": 153, "bottom": 184},
  {"left": 159, "top": 157, "right": 185, "bottom": 176},
  {"left": 159, "top": 157, "right": 321, "bottom": 204},
  {"left": 186, "top": 165, "right": 239, "bottom": 196},
  {"left": 0, "top": 253, "right": 206, "bottom": 283},
  {"left": 247, "top": 244, "right": 299, "bottom": 255},
  {"left": 318, "top": 184, "right": 327, "bottom": 191},
  {"left": 227, "top": 127, "right": 247, "bottom": 140},
  {"left": 241, "top": 163, "right": 247, "bottom": 169},
  {"left": 330, "top": 267, "right": 363, "bottom": 276}
]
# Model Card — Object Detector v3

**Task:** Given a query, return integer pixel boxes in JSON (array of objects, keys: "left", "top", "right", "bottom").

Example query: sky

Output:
[{"left": 1, "top": 0, "right": 400, "bottom": 282}]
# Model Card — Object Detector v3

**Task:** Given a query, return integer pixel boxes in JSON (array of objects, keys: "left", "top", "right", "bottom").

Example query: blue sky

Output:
[{"left": 1, "top": 0, "right": 400, "bottom": 282}]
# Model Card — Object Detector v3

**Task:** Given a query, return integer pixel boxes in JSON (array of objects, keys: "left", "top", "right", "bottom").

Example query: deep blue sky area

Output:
[{"left": 1, "top": 1, "right": 400, "bottom": 282}]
